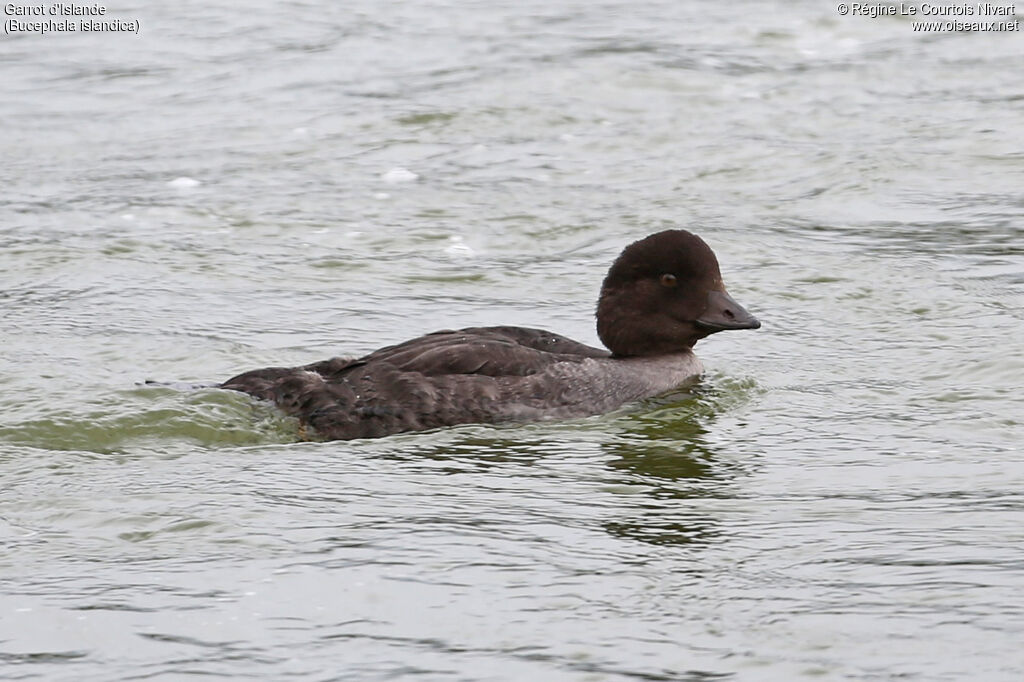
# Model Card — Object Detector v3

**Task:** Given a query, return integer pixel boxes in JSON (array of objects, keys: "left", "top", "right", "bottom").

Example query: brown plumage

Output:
[{"left": 220, "top": 230, "right": 760, "bottom": 440}]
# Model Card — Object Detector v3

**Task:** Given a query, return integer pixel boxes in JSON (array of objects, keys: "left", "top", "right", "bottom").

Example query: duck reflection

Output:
[
  {"left": 600, "top": 384, "right": 744, "bottom": 547},
  {"left": 372, "top": 379, "right": 752, "bottom": 548}
]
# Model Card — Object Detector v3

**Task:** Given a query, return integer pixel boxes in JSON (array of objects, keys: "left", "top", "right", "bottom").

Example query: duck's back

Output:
[
  {"left": 216, "top": 229, "right": 761, "bottom": 440},
  {"left": 221, "top": 326, "right": 614, "bottom": 440}
]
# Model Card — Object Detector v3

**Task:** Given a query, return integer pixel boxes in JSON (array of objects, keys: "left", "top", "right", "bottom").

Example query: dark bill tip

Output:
[{"left": 695, "top": 290, "right": 761, "bottom": 332}]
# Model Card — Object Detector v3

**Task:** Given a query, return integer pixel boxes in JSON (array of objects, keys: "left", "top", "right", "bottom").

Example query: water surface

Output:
[{"left": 2, "top": 1, "right": 1023, "bottom": 680}]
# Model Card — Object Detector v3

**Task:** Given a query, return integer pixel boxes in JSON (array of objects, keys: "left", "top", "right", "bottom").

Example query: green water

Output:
[{"left": 2, "top": 1, "right": 1023, "bottom": 680}]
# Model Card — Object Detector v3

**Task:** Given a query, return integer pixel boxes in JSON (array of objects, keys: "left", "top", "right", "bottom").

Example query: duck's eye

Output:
[{"left": 660, "top": 273, "right": 678, "bottom": 287}]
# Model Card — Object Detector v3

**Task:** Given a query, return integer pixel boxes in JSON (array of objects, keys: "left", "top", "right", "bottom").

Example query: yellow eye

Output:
[{"left": 660, "top": 273, "right": 677, "bottom": 287}]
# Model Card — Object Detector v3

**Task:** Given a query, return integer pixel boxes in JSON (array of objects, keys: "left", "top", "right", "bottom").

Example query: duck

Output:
[{"left": 220, "top": 229, "right": 760, "bottom": 440}]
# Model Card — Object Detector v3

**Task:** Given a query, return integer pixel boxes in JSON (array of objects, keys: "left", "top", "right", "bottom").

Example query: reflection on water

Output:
[
  {"left": 600, "top": 380, "right": 758, "bottom": 547},
  {"left": 609, "top": 393, "right": 719, "bottom": 484},
  {"left": 398, "top": 435, "right": 554, "bottom": 469},
  {"left": 3, "top": 0, "right": 1024, "bottom": 679}
]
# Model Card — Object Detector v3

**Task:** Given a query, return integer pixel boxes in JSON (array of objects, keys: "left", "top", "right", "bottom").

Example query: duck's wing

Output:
[
  {"left": 222, "top": 327, "right": 606, "bottom": 395},
  {"left": 359, "top": 326, "right": 609, "bottom": 377},
  {"left": 219, "top": 326, "right": 609, "bottom": 440},
  {"left": 463, "top": 326, "right": 611, "bottom": 358}
]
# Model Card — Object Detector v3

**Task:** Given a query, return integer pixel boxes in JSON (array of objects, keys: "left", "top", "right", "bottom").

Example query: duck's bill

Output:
[{"left": 695, "top": 290, "right": 761, "bottom": 331}]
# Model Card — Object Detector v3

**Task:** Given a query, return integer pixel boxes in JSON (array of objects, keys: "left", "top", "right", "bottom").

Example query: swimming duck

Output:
[{"left": 221, "top": 229, "right": 760, "bottom": 440}]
